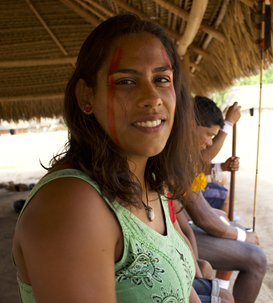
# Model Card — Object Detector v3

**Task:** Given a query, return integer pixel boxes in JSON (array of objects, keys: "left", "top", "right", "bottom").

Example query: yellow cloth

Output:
[{"left": 191, "top": 173, "right": 207, "bottom": 192}]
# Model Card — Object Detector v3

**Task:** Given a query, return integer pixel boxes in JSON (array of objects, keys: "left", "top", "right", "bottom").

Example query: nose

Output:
[
  {"left": 137, "top": 83, "right": 162, "bottom": 108},
  {"left": 206, "top": 138, "right": 213, "bottom": 147}
]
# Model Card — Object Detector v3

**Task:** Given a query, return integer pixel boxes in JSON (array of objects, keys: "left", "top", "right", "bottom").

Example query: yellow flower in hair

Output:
[{"left": 191, "top": 173, "right": 207, "bottom": 192}]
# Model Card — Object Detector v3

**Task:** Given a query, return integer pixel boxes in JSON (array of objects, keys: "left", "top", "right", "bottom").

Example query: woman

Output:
[{"left": 12, "top": 13, "right": 202, "bottom": 302}]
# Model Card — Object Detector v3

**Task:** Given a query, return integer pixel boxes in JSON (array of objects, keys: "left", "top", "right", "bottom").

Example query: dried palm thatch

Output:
[{"left": 0, "top": 0, "right": 272, "bottom": 121}]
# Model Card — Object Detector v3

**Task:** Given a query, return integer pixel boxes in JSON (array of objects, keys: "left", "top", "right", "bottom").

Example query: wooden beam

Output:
[
  {"left": 75, "top": 0, "right": 107, "bottom": 21},
  {"left": 189, "top": 61, "right": 201, "bottom": 71},
  {"left": 84, "top": 0, "right": 115, "bottom": 17},
  {"left": 239, "top": 0, "right": 255, "bottom": 8},
  {"left": 191, "top": 0, "right": 229, "bottom": 73},
  {"left": 177, "top": 0, "right": 208, "bottom": 56},
  {"left": 0, "top": 57, "right": 77, "bottom": 68},
  {"left": 152, "top": 0, "right": 225, "bottom": 43},
  {"left": 189, "top": 44, "right": 210, "bottom": 60},
  {"left": 103, "top": 0, "right": 210, "bottom": 59},
  {"left": 110, "top": 0, "right": 146, "bottom": 17},
  {"left": 154, "top": 23, "right": 211, "bottom": 60},
  {"left": 25, "top": 0, "right": 68, "bottom": 56},
  {"left": 181, "top": 52, "right": 191, "bottom": 85},
  {"left": 59, "top": 0, "right": 101, "bottom": 26},
  {"left": 0, "top": 93, "right": 64, "bottom": 103}
]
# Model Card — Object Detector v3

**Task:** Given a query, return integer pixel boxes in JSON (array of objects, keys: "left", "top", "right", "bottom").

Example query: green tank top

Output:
[{"left": 14, "top": 169, "right": 195, "bottom": 303}]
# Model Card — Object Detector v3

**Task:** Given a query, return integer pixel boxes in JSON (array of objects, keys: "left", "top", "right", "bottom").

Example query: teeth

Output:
[{"left": 135, "top": 119, "right": 162, "bottom": 127}]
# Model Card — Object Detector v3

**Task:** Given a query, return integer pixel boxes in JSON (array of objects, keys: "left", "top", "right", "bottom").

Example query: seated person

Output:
[
  {"left": 175, "top": 192, "right": 266, "bottom": 303},
  {"left": 194, "top": 96, "right": 241, "bottom": 216},
  {"left": 173, "top": 97, "right": 267, "bottom": 303},
  {"left": 167, "top": 197, "right": 234, "bottom": 303},
  {"left": 12, "top": 14, "right": 205, "bottom": 303}
]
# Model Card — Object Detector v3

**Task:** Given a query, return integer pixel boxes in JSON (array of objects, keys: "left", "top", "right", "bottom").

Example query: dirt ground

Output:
[{"left": 0, "top": 112, "right": 273, "bottom": 302}]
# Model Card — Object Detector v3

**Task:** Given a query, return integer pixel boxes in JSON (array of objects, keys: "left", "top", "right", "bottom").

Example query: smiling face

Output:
[
  {"left": 84, "top": 33, "right": 176, "bottom": 160},
  {"left": 198, "top": 124, "right": 220, "bottom": 150}
]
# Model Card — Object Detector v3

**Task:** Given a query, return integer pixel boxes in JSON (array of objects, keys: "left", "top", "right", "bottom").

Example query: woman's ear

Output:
[{"left": 75, "top": 78, "right": 93, "bottom": 114}]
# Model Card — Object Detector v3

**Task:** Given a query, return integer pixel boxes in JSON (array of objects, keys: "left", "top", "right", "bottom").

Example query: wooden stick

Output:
[
  {"left": 188, "top": 44, "right": 210, "bottom": 60},
  {"left": 110, "top": 0, "right": 225, "bottom": 43},
  {"left": 97, "top": 0, "right": 210, "bottom": 60},
  {"left": 189, "top": 61, "right": 201, "bottom": 71},
  {"left": 109, "top": 0, "right": 145, "bottom": 17},
  {"left": 0, "top": 57, "right": 77, "bottom": 68},
  {"left": 160, "top": 25, "right": 211, "bottom": 59},
  {"left": 253, "top": 53, "right": 263, "bottom": 232},
  {"left": 0, "top": 93, "right": 64, "bottom": 102},
  {"left": 84, "top": 0, "right": 114, "bottom": 17},
  {"left": 239, "top": 0, "right": 255, "bottom": 8},
  {"left": 176, "top": 0, "right": 208, "bottom": 56},
  {"left": 191, "top": 0, "right": 229, "bottom": 73},
  {"left": 74, "top": 0, "right": 107, "bottom": 21},
  {"left": 253, "top": 6, "right": 265, "bottom": 231},
  {"left": 229, "top": 124, "right": 236, "bottom": 221},
  {"left": 59, "top": 0, "right": 101, "bottom": 26},
  {"left": 25, "top": 0, "right": 68, "bottom": 56},
  {"left": 151, "top": 0, "right": 226, "bottom": 43}
]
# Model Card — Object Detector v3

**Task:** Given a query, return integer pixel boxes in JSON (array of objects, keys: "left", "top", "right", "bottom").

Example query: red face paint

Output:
[
  {"left": 200, "top": 138, "right": 207, "bottom": 146},
  {"left": 161, "top": 47, "right": 176, "bottom": 131},
  {"left": 161, "top": 47, "right": 172, "bottom": 69},
  {"left": 107, "top": 47, "right": 122, "bottom": 145}
]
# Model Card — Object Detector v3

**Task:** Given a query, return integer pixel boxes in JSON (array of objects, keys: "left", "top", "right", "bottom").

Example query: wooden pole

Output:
[
  {"left": 0, "top": 57, "right": 77, "bottom": 68},
  {"left": 239, "top": 0, "right": 255, "bottom": 8},
  {"left": 25, "top": 0, "right": 68, "bottom": 56},
  {"left": 253, "top": 48, "right": 264, "bottom": 231},
  {"left": 74, "top": 0, "right": 107, "bottom": 21},
  {"left": 253, "top": 0, "right": 266, "bottom": 232},
  {"left": 229, "top": 124, "right": 236, "bottom": 221},
  {"left": 59, "top": 0, "right": 101, "bottom": 26},
  {"left": 84, "top": 0, "right": 114, "bottom": 17},
  {"left": 151, "top": 0, "right": 226, "bottom": 42},
  {"left": 0, "top": 93, "right": 64, "bottom": 102},
  {"left": 176, "top": 0, "right": 208, "bottom": 56},
  {"left": 253, "top": 50, "right": 263, "bottom": 232}
]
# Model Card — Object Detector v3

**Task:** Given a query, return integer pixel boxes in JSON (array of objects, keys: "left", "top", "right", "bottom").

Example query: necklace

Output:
[{"left": 142, "top": 185, "right": 155, "bottom": 222}]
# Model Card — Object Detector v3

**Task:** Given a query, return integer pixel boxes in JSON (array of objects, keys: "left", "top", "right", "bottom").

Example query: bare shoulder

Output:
[
  {"left": 17, "top": 175, "right": 120, "bottom": 238},
  {"left": 13, "top": 174, "right": 121, "bottom": 302}
]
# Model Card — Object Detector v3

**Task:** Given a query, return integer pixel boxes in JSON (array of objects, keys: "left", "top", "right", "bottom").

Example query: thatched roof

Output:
[{"left": 0, "top": 0, "right": 272, "bottom": 121}]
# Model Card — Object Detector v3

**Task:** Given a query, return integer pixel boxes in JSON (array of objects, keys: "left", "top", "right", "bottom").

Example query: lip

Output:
[
  {"left": 132, "top": 114, "right": 166, "bottom": 134},
  {"left": 132, "top": 120, "right": 165, "bottom": 133},
  {"left": 132, "top": 114, "right": 166, "bottom": 124}
]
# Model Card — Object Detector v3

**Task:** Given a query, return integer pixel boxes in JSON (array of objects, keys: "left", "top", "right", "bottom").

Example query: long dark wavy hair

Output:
[{"left": 50, "top": 13, "right": 202, "bottom": 207}]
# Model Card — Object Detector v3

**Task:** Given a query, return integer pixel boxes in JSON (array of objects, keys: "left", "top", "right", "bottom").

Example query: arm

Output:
[
  {"left": 190, "top": 287, "right": 202, "bottom": 303},
  {"left": 201, "top": 102, "right": 241, "bottom": 164},
  {"left": 213, "top": 208, "right": 229, "bottom": 221},
  {"left": 203, "top": 156, "right": 240, "bottom": 176},
  {"left": 17, "top": 177, "right": 120, "bottom": 303},
  {"left": 186, "top": 190, "right": 259, "bottom": 245},
  {"left": 173, "top": 218, "right": 203, "bottom": 278}
]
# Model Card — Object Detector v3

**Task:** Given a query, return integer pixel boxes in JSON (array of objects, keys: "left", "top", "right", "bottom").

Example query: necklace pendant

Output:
[{"left": 147, "top": 206, "right": 154, "bottom": 222}]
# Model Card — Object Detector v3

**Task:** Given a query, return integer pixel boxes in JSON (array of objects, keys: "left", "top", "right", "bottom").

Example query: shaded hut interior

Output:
[{"left": 0, "top": 0, "right": 272, "bottom": 122}]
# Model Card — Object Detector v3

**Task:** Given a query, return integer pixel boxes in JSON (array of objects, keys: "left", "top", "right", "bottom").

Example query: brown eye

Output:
[
  {"left": 116, "top": 79, "right": 135, "bottom": 85},
  {"left": 155, "top": 77, "right": 169, "bottom": 83}
]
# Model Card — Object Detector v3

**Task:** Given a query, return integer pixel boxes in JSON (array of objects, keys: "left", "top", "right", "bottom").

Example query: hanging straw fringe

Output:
[{"left": 0, "top": 98, "right": 64, "bottom": 123}]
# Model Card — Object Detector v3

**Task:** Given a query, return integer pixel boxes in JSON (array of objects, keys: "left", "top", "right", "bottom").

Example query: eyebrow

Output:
[
  {"left": 208, "top": 131, "right": 217, "bottom": 136},
  {"left": 110, "top": 66, "right": 173, "bottom": 76}
]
